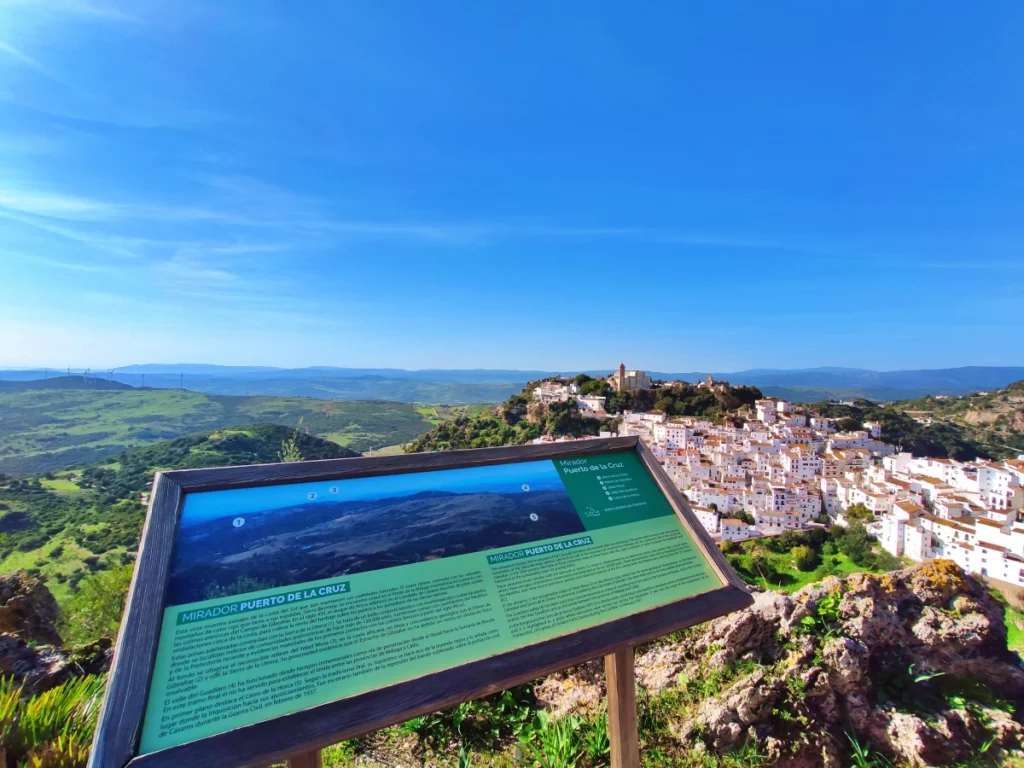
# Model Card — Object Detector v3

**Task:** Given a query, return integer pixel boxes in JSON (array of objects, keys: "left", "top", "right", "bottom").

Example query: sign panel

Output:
[
  {"left": 89, "top": 437, "right": 752, "bottom": 768},
  {"left": 139, "top": 450, "right": 720, "bottom": 753}
]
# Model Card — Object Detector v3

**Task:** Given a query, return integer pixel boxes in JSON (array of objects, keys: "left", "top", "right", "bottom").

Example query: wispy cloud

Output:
[
  {"left": 1, "top": 249, "right": 122, "bottom": 274},
  {"left": 0, "top": 189, "right": 121, "bottom": 220},
  {"left": 0, "top": 39, "right": 93, "bottom": 96},
  {"left": 0, "top": 0, "right": 138, "bottom": 23},
  {"left": 0, "top": 40, "right": 59, "bottom": 77},
  {"left": 154, "top": 253, "right": 238, "bottom": 285}
]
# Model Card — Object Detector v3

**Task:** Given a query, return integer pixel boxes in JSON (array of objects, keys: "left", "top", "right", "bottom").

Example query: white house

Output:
[
  {"left": 691, "top": 505, "right": 720, "bottom": 536},
  {"left": 576, "top": 395, "right": 607, "bottom": 416},
  {"left": 720, "top": 518, "right": 751, "bottom": 541}
]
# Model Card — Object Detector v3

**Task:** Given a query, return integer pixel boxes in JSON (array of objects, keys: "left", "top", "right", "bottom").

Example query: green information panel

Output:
[{"left": 140, "top": 450, "right": 721, "bottom": 753}]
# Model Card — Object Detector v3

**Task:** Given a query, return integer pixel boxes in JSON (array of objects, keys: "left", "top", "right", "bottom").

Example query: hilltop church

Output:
[{"left": 607, "top": 363, "right": 652, "bottom": 393}]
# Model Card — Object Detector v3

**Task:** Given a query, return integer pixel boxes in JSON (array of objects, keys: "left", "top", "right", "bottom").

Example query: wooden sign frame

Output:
[{"left": 89, "top": 436, "right": 752, "bottom": 768}]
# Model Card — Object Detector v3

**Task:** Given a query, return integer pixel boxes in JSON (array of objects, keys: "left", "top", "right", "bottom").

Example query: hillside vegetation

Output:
[
  {"left": 0, "top": 424, "right": 357, "bottom": 602},
  {"left": 897, "top": 380, "right": 1024, "bottom": 459},
  {"left": 805, "top": 380, "right": 1024, "bottom": 461},
  {"left": 808, "top": 399, "right": 991, "bottom": 460},
  {"left": 0, "top": 388, "right": 445, "bottom": 475}
]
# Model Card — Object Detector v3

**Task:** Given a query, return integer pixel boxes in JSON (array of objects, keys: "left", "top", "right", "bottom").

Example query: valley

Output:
[{"left": 0, "top": 385, "right": 484, "bottom": 476}]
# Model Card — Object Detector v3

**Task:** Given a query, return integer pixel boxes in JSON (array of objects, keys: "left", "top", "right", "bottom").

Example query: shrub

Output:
[
  {"left": 792, "top": 545, "right": 819, "bottom": 572},
  {"left": 60, "top": 565, "right": 133, "bottom": 645},
  {"left": 844, "top": 503, "right": 874, "bottom": 523}
]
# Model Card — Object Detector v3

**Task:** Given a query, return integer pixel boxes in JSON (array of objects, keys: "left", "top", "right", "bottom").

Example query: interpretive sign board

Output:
[{"left": 89, "top": 436, "right": 752, "bottom": 768}]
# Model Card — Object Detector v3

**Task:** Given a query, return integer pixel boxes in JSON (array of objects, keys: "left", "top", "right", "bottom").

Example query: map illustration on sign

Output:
[
  {"left": 165, "top": 460, "right": 586, "bottom": 605},
  {"left": 140, "top": 450, "right": 723, "bottom": 755}
]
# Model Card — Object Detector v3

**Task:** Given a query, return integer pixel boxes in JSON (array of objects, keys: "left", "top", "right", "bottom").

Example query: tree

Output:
[
  {"left": 834, "top": 521, "right": 874, "bottom": 567},
  {"left": 734, "top": 510, "right": 755, "bottom": 525},
  {"left": 573, "top": 373, "right": 592, "bottom": 386},
  {"left": 844, "top": 503, "right": 874, "bottom": 523},
  {"left": 580, "top": 379, "right": 611, "bottom": 397},
  {"left": 60, "top": 564, "right": 134, "bottom": 645},
  {"left": 751, "top": 551, "right": 778, "bottom": 583},
  {"left": 791, "top": 545, "right": 819, "bottom": 571}
]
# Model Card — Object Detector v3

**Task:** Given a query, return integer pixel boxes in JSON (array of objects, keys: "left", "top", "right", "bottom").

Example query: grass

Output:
[
  {"left": 308, "top": 665, "right": 778, "bottom": 768},
  {"left": 1003, "top": 605, "right": 1024, "bottom": 655},
  {"left": 38, "top": 477, "right": 82, "bottom": 492},
  {"left": 363, "top": 443, "right": 407, "bottom": 456},
  {"left": 729, "top": 547, "right": 868, "bottom": 593},
  {"left": 0, "top": 531, "right": 117, "bottom": 603},
  {"left": 0, "top": 674, "right": 106, "bottom": 767}
]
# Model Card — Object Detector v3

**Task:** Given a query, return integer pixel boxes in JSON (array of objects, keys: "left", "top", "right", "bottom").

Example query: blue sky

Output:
[
  {"left": 1, "top": 1, "right": 1022, "bottom": 371},
  {"left": 179, "top": 458, "right": 565, "bottom": 525}
]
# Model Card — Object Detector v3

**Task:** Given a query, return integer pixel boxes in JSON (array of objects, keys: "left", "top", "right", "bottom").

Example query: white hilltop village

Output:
[{"left": 530, "top": 363, "right": 1024, "bottom": 590}]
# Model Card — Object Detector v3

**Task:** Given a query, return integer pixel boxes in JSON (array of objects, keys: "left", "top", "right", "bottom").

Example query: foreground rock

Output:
[
  {"left": 0, "top": 569, "right": 62, "bottom": 645},
  {"left": 0, "top": 570, "right": 112, "bottom": 693},
  {"left": 536, "top": 560, "right": 1024, "bottom": 767}
]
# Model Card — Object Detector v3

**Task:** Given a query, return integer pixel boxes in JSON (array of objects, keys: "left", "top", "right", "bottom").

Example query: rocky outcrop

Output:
[
  {"left": 535, "top": 561, "right": 1024, "bottom": 767},
  {"left": 0, "top": 634, "right": 111, "bottom": 694},
  {"left": 0, "top": 569, "right": 62, "bottom": 645},
  {"left": 0, "top": 570, "right": 112, "bottom": 694}
]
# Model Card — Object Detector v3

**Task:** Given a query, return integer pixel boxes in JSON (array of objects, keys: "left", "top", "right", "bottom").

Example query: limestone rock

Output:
[
  {"left": 0, "top": 569, "right": 62, "bottom": 645},
  {"left": 533, "top": 561, "right": 1024, "bottom": 767},
  {"left": 0, "top": 634, "right": 111, "bottom": 694}
]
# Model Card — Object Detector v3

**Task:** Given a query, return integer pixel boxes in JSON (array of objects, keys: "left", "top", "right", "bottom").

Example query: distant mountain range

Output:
[{"left": 1, "top": 365, "right": 1021, "bottom": 404}]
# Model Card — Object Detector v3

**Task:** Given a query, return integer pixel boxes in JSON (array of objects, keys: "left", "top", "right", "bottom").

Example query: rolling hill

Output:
[
  {"left": 0, "top": 424, "right": 359, "bottom": 603},
  {"left": 0, "top": 376, "right": 134, "bottom": 392},
  {"left": 0, "top": 386, "right": 447, "bottom": 475},
  {"left": 895, "top": 380, "right": 1024, "bottom": 458}
]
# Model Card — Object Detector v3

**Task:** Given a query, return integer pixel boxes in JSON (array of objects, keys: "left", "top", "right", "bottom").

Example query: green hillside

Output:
[
  {"left": 807, "top": 380, "right": 1024, "bottom": 461},
  {"left": 0, "top": 389, "right": 445, "bottom": 475},
  {"left": 896, "top": 380, "right": 1024, "bottom": 458},
  {"left": 0, "top": 424, "right": 358, "bottom": 602}
]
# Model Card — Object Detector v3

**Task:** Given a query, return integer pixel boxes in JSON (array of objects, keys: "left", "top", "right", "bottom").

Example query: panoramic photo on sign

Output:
[{"left": 139, "top": 449, "right": 722, "bottom": 753}]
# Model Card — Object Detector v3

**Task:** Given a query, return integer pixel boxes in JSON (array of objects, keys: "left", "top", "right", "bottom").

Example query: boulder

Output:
[
  {"left": 0, "top": 634, "right": 111, "bottom": 694},
  {"left": 0, "top": 570, "right": 112, "bottom": 695},
  {"left": 0, "top": 570, "right": 62, "bottom": 645}
]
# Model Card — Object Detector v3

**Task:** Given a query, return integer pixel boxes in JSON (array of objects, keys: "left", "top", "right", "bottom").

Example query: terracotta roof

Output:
[
  {"left": 895, "top": 500, "right": 923, "bottom": 513},
  {"left": 920, "top": 514, "right": 974, "bottom": 533},
  {"left": 975, "top": 518, "right": 1005, "bottom": 529},
  {"left": 977, "top": 540, "right": 1008, "bottom": 553}
]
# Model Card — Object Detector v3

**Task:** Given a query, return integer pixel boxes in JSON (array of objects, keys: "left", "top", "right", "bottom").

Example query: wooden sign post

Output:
[
  {"left": 606, "top": 646, "right": 640, "bottom": 768},
  {"left": 89, "top": 437, "right": 750, "bottom": 768}
]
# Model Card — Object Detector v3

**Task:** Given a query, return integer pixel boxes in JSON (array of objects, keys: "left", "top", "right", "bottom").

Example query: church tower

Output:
[{"left": 617, "top": 362, "right": 626, "bottom": 392}]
